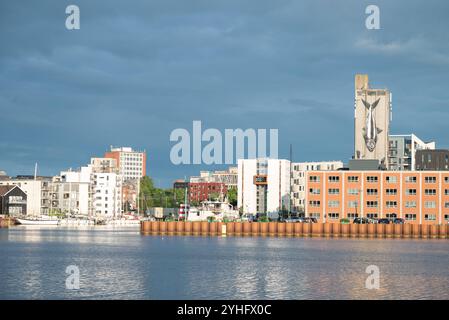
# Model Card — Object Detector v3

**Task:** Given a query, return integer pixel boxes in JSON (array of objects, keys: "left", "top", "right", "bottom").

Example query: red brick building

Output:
[{"left": 189, "top": 182, "right": 227, "bottom": 203}]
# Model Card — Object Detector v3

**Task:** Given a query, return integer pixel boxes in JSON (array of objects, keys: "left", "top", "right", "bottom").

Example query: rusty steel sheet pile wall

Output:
[{"left": 140, "top": 221, "right": 449, "bottom": 239}]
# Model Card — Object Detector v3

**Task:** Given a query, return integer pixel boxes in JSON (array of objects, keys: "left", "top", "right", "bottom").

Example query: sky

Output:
[{"left": 0, "top": 0, "right": 448, "bottom": 187}]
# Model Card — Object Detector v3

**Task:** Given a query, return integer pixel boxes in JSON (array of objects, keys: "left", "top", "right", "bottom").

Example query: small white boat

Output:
[{"left": 16, "top": 218, "right": 60, "bottom": 226}]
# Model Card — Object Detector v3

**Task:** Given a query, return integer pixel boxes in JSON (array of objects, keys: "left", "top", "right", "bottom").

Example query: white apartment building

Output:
[
  {"left": 91, "top": 172, "right": 122, "bottom": 218},
  {"left": 51, "top": 159, "right": 123, "bottom": 218},
  {"left": 53, "top": 166, "right": 92, "bottom": 216},
  {"left": 238, "top": 159, "right": 290, "bottom": 218},
  {"left": 291, "top": 161, "right": 344, "bottom": 214},
  {"left": 388, "top": 134, "right": 435, "bottom": 171}
]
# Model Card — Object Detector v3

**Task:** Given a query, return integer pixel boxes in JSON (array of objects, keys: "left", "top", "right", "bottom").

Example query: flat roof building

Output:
[
  {"left": 305, "top": 170, "right": 449, "bottom": 225},
  {"left": 416, "top": 149, "right": 449, "bottom": 171}
]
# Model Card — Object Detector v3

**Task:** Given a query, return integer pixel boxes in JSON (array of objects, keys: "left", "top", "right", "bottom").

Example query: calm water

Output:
[{"left": 1, "top": 226, "right": 449, "bottom": 300}]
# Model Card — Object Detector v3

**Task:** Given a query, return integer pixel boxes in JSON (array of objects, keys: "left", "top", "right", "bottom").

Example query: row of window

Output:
[
  {"left": 309, "top": 200, "right": 449, "bottom": 208},
  {"left": 306, "top": 213, "right": 449, "bottom": 221},
  {"left": 308, "top": 188, "right": 449, "bottom": 195},
  {"left": 309, "top": 176, "right": 449, "bottom": 183}
]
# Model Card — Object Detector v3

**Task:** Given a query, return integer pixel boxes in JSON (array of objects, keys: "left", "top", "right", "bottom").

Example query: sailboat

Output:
[{"left": 16, "top": 217, "right": 59, "bottom": 225}]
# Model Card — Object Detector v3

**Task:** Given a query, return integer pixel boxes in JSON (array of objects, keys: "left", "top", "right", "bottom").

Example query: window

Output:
[
  {"left": 348, "top": 176, "right": 359, "bottom": 183},
  {"left": 425, "top": 214, "right": 436, "bottom": 221},
  {"left": 309, "top": 200, "right": 320, "bottom": 207},
  {"left": 328, "top": 176, "right": 340, "bottom": 182},
  {"left": 386, "top": 176, "right": 397, "bottom": 183},
  {"left": 366, "top": 176, "right": 378, "bottom": 183},
  {"left": 328, "top": 200, "right": 340, "bottom": 208},
  {"left": 309, "top": 188, "right": 320, "bottom": 195},
  {"left": 445, "top": 177, "right": 449, "bottom": 183},
  {"left": 367, "top": 213, "right": 378, "bottom": 219},
  {"left": 405, "top": 201, "right": 417, "bottom": 208},
  {"left": 348, "top": 188, "right": 359, "bottom": 195},
  {"left": 367, "top": 201, "right": 378, "bottom": 208},
  {"left": 348, "top": 201, "right": 358, "bottom": 208},
  {"left": 424, "top": 201, "right": 436, "bottom": 209},
  {"left": 386, "top": 213, "right": 397, "bottom": 219},
  {"left": 309, "top": 176, "right": 320, "bottom": 182},
  {"left": 445, "top": 214, "right": 449, "bottom": 221},
  {"left": 386, "top": 189, "right": 397, "bottom": 195},
  {"left": 328, "top": 213, "right": 339, "bottom": 219},
  {"left": 445, "top": 202, "right": 449, "bottom": 209},
  {"left": 406, "top": 189, "right": 416, "bottom": 196},
  {"left": 310, "top": 213, "right": 320, "bottom": 219},
  {"left": 405, "top": 176, "right": 417, "bottom": 183},
  {"left": 425, "top": 189, "right": 436, "bottom": 196},
  {"left": 425, "top": 176, "right": 437, "bottom": 183},
  {"left": 328, "top": 188, "right": 339, "bottom": 195},
  {"left": 445, "top": 189, "right": 449, "bottom": 196},
  {"left": 347, "top": 213, "right": 358, "bottom": 218},
  {"left": 386, "top": 201, "right": 397, "bottom": 208},
  {"left": 366, "top": 189, "right": 378, "bottom": 196},
  {"left": 405, "top": 214, "right": 417, "bottom": 221}
]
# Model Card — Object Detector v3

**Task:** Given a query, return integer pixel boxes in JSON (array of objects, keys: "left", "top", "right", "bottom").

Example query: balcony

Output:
[{"left": 8, "top": 199, "right": 26, "bottom": 205}]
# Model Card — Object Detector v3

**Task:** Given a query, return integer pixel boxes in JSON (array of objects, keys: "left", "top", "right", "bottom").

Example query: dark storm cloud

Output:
[{"left": 0, "top": 0, "right": 448, "bottom": 186}]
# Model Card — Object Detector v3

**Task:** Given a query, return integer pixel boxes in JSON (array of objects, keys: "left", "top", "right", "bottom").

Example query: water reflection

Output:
[{"left": 1, "top": 228, "right": 449, "bottom": 299}]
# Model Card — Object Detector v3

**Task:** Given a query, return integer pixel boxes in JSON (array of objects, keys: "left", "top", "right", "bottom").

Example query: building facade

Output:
[
  {"left": 0, "top": 185, "right": 27, "bottom": 216},
  {"left": 305, "top": 170, "right": 449, "bottom": 225},
  {"left": 0, "top": 176, "right": 52, "bottom": 216},
  {"left": 388, "top": 134, "right": 435, "bottom": 171},
  {"left": 291, "top": 161, "right": 344, "bottom": 214},
  {"left": 104, "top": 146, "right": 146, "bottom": 180},
  {"left": 189, "top": 182, "right": 227, "bottom": 203},
  {"left": 238, "top": 158, "right": 291, "bottom": 217},
  {"left": 189, "top": 167, "right": 237, "bottom": 189},
  {"left": 416, "top": 150, "right": 449, "bottom": 171},
  {"left": 354, "top": 74, "right": 392, "bottom": 168},
  {"left": 104, "top": 146, "right": 146, "bottom": 213}
]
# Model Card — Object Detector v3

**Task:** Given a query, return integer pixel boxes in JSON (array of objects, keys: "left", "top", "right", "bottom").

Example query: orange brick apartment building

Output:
[{"left": 306, "top": 171, "right": 449, "bottom": 225}]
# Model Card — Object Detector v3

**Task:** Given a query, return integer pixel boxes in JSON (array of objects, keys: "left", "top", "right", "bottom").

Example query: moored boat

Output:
[{"left": 16, "top": 218, "right": 60, "bottom": 226}]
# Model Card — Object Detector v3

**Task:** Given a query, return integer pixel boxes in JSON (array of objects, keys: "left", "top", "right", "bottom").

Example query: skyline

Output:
[{"left": 1, "top": 0, "right": 449, "bottom": 187}]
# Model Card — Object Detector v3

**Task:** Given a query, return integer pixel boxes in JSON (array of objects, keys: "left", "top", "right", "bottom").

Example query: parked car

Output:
[
  {"left": 378, "top": 218, "right": 390, "bottom": 224},
  {"left": 392, "top": 218, "right": 405, "bottom": 224},
  {"left": 241, "top": 214, "right": 255, "bottom": 222},
  {"left": 285, "top": 217, "right": 302, "bottom": 223},
  {"left": 353, "top": 217, "right": 370, "bottom": 224},
  {"left": 302, "top": 217, "right": 317, "bottom": 223}
]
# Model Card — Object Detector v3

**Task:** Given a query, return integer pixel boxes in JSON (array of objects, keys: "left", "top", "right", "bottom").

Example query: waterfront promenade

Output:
[{"left": 141, "top": 221, "right": 449, "bottom": 239}]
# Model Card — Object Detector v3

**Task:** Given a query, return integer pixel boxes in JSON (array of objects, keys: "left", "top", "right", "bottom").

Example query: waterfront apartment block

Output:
[
  {"left": 238, "top": 158, "right": 290, "bottom": 217},
  {"left": 388, "top": 134, "right": 435, "bottom": 171},
  {"left": 305, "top": 171, "right": 449, "bottom": 225},
  {"left": 291, "top": 161, "right": 344, "bottom": 214},
  {"left": 0, "top": 176, "right": 52, "bottom": 216}
]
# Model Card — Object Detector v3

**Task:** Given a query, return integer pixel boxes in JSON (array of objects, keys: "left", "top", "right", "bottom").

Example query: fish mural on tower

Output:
[{"left": 362, "top": 98, "right": 382, "bottom": 152}]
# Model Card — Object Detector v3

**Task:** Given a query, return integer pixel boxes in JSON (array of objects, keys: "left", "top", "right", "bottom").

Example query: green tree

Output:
[{"left": 227, "top": 187, "right": 237, "bottom": 207}]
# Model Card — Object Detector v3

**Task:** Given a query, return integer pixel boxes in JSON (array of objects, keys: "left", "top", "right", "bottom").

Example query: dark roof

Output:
[{"left": 0, "top": 185, "right": 16, "bottom": 196}]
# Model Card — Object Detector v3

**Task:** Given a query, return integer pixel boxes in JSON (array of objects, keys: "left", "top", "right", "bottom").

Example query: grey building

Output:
[
  {"left": 416, "top": 149, "right": 449, "bottom": 171},
  {"left": 388, "top": 134, "right": 435, "bottom": 171},
  {"left": 0, "top": 185, "right": 27, "bottom": 216}
]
